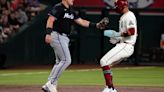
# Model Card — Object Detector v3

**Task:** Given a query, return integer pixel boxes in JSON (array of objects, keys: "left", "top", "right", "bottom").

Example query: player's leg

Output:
[
  {"left": 49, "top": 32, "right": 71, "bottom": 85},
  {"left": 101, "top": 43, "right": 134, "bottom": 66},
  {"left": 100, "top": 43, "right": 126, "bottom": 89},
  {"left": 100, "top": 43, "right": 134, "bottom": 91},
  {"left": 48, "top": 51, "right": 60, "bottom": 82},
  {"left": 42, "top": 54, "right": 59, "bottom": 92},
  {"left": 42, "top": 32, "right": 71, "bottom": 92}
]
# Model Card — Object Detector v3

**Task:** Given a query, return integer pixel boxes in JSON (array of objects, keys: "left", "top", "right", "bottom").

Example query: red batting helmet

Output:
[{"left": 114, "top": 0, "right": 128, "bottom": 13}]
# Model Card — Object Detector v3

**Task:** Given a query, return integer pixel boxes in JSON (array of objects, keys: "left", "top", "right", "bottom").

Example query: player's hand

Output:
[
  {"left": 96, "top": 17, "right": 109, "bottom": 30},
  {"left": 109, "top": 37, "right": 120, "bottom": 44},
  {"left": 45, "top": 34, "right": 52, "bottom": 44}
]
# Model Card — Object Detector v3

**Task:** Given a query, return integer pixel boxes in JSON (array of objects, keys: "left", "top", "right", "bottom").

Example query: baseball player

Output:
[
  {"left": 42, "top": 0, "right": 109, "bottom": 92},
  {"left": 100, "top": 0, "right": 137, "bottom": 92}
]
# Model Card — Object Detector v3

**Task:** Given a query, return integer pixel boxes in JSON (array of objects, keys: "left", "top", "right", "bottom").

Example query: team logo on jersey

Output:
[
  {"left": 64, "top": 13, "right": 74, "bottom": 19},
  {"left": 103, "top": 0, "right": 154, "bottom": 8}
]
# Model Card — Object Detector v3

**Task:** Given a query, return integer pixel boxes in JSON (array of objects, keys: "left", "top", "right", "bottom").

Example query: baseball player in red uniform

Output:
[
  {"left": 100, "top": 0, "right": 137, "bottom": 92},
  {"left": 42, "top": 0, "right": 109, "bottom": 92}
]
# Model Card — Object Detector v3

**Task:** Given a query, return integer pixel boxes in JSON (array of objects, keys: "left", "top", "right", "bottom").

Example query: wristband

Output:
[
  {"left": 46, "top": 28, "right": 53, "bottom": 34},
  {"left": 89, "top": 22, "right": 96, "bottom": 28}
]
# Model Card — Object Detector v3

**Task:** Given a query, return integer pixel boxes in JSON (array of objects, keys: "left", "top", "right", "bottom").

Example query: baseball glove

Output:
[{"left": 97, "top": 17, "right": 109, "bottom": 30}]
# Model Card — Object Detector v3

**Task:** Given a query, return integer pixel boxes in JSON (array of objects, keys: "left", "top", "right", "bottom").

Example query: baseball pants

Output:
[
  {"left": 100, "top": 43, "right": 134, "bottom": 67},
  {"left": 48, "top": 31, "right": 71, "bottom": 85}
]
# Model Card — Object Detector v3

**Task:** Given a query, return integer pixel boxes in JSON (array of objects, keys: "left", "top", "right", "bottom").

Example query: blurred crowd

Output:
[{"left": 0, "top": 0, "right": 41, "bottom": 43}]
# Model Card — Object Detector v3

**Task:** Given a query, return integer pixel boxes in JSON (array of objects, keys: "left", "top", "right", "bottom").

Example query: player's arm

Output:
[
  {"left": 74, "top": 17, "right": 109, "bottom": 29},
  {"left": 45, "top": 5, "right": 62, "bottom": 44},
  {"left": 104, "top": 27, "right": 135, "bottom": 38},
  {"left": 121, "top": 17, "right": 136, "bottom": 37},
  {"left": 46, "top": 15, "right": 55, "bottom": 30},
  {"left": 104, "top": 18, "right": 136, "bottom": 38},
  {"left": 121, "top": 27, "right": 135, "bottom": 37},
  {"left": 74, "top": 18, "right": 90, "bottom": 28},
  {"left": 74, "top": 18, "right": 99, "bottom": 28},
  {"left": 45, "top": 15, "right": 55, "bottom": 44}
]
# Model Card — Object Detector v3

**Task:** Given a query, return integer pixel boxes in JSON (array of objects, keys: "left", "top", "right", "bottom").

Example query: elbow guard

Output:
[
  {"left": 122, "top": 28, "right": 135, "bottom": 37},
  {"left": 128, "top": 28, "right": 135, "bottom": 35}
]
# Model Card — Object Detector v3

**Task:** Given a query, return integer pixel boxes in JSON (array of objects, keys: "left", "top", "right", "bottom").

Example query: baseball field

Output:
[{"left": 0, "top": 65, "right": 164, "bottom": 92}]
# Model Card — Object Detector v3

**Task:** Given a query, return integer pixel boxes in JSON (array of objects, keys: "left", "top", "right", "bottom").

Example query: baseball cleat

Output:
[
  {"left": 42, "top": 85, "right": 49, "bottom": 92},
  {"left": 102, "top": 87, "right": 117, "bottom": 92},
  {"left": 42, "top": 81, "right": 57, "bottom": 92}
]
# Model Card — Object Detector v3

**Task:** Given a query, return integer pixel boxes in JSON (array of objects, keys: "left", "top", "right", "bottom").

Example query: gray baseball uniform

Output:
[{"left": 47, "top": 3, "right": 79, "bottom": 85}]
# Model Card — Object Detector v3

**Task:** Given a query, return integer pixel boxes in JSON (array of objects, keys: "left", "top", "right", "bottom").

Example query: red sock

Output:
[{"left": 102, "top": 65, "right": 114, "bottom": 89}]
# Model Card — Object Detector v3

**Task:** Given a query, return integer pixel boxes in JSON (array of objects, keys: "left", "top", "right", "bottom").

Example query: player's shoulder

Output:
[
  {"left": 128, "top": 11, "right": 135, "bottom": 16},
  {"left": 52, "top": 3, "right": 64, "bottom": 10},
  {"left": 124, "top": 11, "right": 136, "bottom": 19}
]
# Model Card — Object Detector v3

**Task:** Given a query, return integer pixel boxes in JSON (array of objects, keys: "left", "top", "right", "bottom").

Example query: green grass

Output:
[
  {"left": 0, "top": 69, "right": 48, "bottom": 85},
  {"left": 113, "top": 67, "right": 164, "bottom": 87},
  {"left": 0, "top": 66, "right": 164, "bottom": 87}
]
